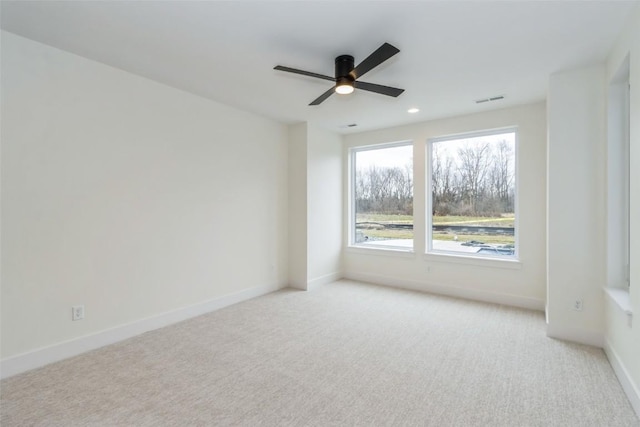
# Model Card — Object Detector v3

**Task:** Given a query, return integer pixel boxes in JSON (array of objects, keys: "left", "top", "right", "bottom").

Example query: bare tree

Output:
[
  {"left": 431, "top": 139, "right": 514, "bottom": 217},
  {"left": 432, "top": 146, "right": 457, "bottom": 214},
  {"left": 356, "top": 138, "right": 515, "bottom": 219},
  {"left": 456, "top": 143, "right": 490, "bottom": 215},
  {"left": 355, "top": 163, "right": 413, "bottom": 215},
  {"left": 489, "top": 140, "right": 514, "bottom": 211}
]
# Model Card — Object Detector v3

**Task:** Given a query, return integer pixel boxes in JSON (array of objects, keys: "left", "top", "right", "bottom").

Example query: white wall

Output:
[
  {"left": 1, "top": 32, "right": 289, "bottom": 361},
  {"left": 546, "top": 65, "right": 607, "bottom": 346},
  {"left": 288, "top": 123, "right": 308, "bottom": 290},
  {"left": 343, "top": 102, "right": 547, "bottom": 309},
  {"left": 604, "top": 3, "right": 640, "bottom": 415},
  {"left": 288, "top": 123, "right": 343, "bottom": 290},
  {"left": 307, "top": 126, "right": 342, "bottom": 288}
]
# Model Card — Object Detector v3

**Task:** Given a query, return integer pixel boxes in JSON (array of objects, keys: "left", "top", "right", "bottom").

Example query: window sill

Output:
[
  {"left": 346, "top": 245, "right": 415, "bottom": 258},
  {"left": 423, "top": 251, "right": 522, "bottom": 269},
  {"left": 604, "top": 287, "right": 633, "bottom": 316}
]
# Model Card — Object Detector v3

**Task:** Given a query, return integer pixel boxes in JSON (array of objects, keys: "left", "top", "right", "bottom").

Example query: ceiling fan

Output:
[{"left": 274, "top": 42, "right": 404, "bottom": 106}]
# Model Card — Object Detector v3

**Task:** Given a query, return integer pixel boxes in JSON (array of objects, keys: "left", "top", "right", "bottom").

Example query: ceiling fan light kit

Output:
[
  {"left": 335, "top": 79, "right": 354, "bottom": 95},
  {"left": 335, "top": 82, "right": 354, "bottom": 95},
  {"left": 274, "top": 42, "right": 404, "bottom": 105}
]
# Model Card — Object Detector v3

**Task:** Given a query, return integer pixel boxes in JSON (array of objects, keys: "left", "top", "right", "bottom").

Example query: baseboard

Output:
[
  {"left": 306, "top": 271, "right": 342, "bottom": 291},
  {"left": 545, "top": 323, "right": 604, "bottom": 348},
  {"left": 604, "top": 339, "right": 640, "bottom": 418},
  {"left": 343, "top": 271, "right": 545, "bottom": 311},
  {"left": 0, "top": 281, "right": 283, "bottom": 379}
]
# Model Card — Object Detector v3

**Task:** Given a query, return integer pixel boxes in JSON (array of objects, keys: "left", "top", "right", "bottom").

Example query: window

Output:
[
  {"left": 350, "top": 142, "right": 413, "bottom": 250},
  {"left": 427, "top": 129, "right": 517, "bottom": 258},
  {"left": 607, "top": 55, "right": 630, "bottom": 289}
]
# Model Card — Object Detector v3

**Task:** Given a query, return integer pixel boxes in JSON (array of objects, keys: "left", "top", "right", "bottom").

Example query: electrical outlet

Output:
[
  {"left": 573, "top": 299, "right": 583, "bottom": 311},
  {"left": 72, "top": 305, "right": 85, "bottom": 321}
]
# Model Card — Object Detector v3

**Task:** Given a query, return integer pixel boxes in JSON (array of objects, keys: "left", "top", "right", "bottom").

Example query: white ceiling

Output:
[{"left": 2, "top": 1, "right": 637, "bottom": 133}]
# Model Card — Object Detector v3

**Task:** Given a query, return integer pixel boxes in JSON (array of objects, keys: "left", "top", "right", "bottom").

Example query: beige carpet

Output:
[{"left": 1, "top": 280, "right": 638, "bottom": 426}]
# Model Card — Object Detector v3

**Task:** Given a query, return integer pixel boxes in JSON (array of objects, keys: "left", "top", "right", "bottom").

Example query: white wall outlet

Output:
[
  {"left": 72, "top": 305, "right": 85, "bottom": 321},
  {"left": 573, "top": 298, "right": 583, "bottom": 311}
]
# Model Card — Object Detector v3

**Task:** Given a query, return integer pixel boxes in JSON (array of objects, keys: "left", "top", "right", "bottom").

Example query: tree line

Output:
[
  {"left": 355, "top": 164, "right": 413, "bottom": 215},
  {"left": 432, "top": 140, "right": 514, "bottom": 216},
  {"left": 355, "top": 140, "right": 514, "bottom": 217}
]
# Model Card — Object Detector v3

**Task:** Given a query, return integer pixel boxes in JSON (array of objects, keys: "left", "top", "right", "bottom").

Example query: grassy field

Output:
[
  {"left": 357, "top": 213, "right": 514, "bottom": 227},
  {"left": 360, "top": 228, "right": 414, "bottom": 240},
  {"left": 356, "top": 213, "right": 515, "bottom": 244},
  {"left": 432, "top": 214, "right": 514, "bottom": 227},
  {"left": 357, "top": 213, "right": 413, "bottom": 224}
]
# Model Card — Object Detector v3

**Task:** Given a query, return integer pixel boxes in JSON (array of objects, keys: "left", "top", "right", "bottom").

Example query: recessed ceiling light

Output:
[{"left": 407, "top": 108, "right": 420, "bottom": 114}]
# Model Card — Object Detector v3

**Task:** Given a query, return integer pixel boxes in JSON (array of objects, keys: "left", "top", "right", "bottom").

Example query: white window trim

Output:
[
  {"left": 423, "top": 252, "right": 522, "bottom": 270},
  {"left": 346, "top": 245, "right": 415, "bottom": 257},
  {"left": 606, "top": 54, "right": 631, "bottom": 290},
  {"left": 425, "top": 126, "right": 520, "bottom": 262},
  {"left": 348, "top": 140, "right": 414, "bottom": 251}
]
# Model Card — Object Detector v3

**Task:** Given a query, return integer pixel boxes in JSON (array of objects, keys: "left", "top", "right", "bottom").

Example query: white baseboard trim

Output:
[
  {"left": 604, "top": 339, "right": 640, "bottom": 418},
  {"left": 0, "top": 281, "right": 283, "bottom": 380},
  {"left": 306, "top": 271, "right": 343, "bottom": 291},
  {"left": 545, "top": 323, "right": 604, "bottom": 348},
  {"left": 343, "top": 271, "right": 545, "bottom": 311}
]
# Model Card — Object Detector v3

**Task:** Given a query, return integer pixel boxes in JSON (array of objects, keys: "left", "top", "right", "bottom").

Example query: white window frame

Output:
[
  {"left": 607, "top": 54, "right": 630, "bottom": 290},
  {"left": 349, "top": 140, "right": 414, "bottom": 252},
  {"left": 426, "top": 127, "right": 519, "bottom": 261}
]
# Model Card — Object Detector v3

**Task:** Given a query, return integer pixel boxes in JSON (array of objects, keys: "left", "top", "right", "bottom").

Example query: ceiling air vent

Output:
[
  {"left": 475, "top": 95, "right": 505, "bottom": 104},
  {"left": 339, "top": 123, "right": 358, "bottom": 129}
]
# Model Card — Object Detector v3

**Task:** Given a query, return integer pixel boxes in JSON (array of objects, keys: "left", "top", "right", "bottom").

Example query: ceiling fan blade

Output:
[
  {"left": 309, "top": 87, "right": 336, "bottom": 105},
  {"left": 274, "top": 65, "right": 335, "bottom": 82},
  {"left": 354, "top": 81, "right": 404, "bottom": 97},
  {"left": 350, "top": 43, "right": 400, "bottom": 80}
]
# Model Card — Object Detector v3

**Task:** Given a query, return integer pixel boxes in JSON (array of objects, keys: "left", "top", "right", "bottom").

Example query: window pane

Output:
[
  {"left": 353, "top": 143, "right": 413, "bottom": 249},
  {"left": 429, "top": 131, "right": 516, "bottom": 257}
]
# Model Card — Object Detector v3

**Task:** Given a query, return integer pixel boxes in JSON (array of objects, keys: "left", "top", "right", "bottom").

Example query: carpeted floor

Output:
[{"left": 1, "top": 280, "right": 638, "bottom": 426}]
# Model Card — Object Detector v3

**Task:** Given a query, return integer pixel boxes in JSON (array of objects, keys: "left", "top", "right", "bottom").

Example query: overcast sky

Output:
[
  {"left": 355, "top": 144, "right": 413, "bottom": 170},
  {"left": 355, "top": 131, "right": 515, "bottom": 171},
  {"left": 432, "top": 132, "right": 515, "bottom": 161}
]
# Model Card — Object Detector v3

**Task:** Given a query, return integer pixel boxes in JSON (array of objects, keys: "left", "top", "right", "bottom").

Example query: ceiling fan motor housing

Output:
[{"left": 335, "top": 55, "right": 355, "bottom": 82}]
